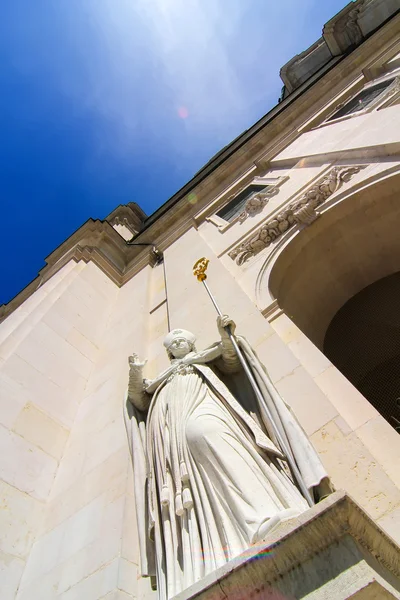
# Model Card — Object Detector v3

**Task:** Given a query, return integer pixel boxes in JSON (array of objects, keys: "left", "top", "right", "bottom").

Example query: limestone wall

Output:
[
  {"left": 270, "top": 313, "right": 400, "bottom": 546},
  {"left": 0, "top": 261, "right": 119, "bottom": 599},
  {"left": 270, "top": 104, "right": 400, "bottom": 165},
  {"left": 7, "top": 261, "right": 167, "bottom": 600}
]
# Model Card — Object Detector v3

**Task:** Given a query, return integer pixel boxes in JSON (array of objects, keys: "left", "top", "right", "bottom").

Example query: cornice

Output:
[
  {"left": 0, "top": 219, "right": 157, "bottom": 323},
  {"left": 106, "top": 202, "right": 147, "bottom": 237}
]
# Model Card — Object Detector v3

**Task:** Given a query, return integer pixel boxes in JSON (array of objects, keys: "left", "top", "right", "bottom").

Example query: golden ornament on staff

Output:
[
  {"left": 192, "top": 256, "right": 314, "bottom": 507},
  {"left": 192, "top": 257, "right": 209, "bottom": 282}
]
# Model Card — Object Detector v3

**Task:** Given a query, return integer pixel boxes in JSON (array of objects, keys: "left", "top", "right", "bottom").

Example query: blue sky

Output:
[{"left": 0, "top": 0, "right": 350, "bottom": 305}]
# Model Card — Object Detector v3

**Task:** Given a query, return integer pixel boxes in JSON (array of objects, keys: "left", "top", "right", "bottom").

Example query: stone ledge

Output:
[
  {"left": 173, "top": 491, "right": 400, "bottom": 600},
  {"left": 0, "top": 218, "right": 159, "bottom": 324}
]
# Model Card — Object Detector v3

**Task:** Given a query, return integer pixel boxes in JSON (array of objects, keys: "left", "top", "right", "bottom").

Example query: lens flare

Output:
[{"left": 178, "top": 106, "right": 189, "bottom": 119}]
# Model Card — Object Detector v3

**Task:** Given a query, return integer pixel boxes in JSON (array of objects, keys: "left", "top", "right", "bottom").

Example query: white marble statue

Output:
[{"left": 124, "top": 316, "right": 329, "bottom": 599}]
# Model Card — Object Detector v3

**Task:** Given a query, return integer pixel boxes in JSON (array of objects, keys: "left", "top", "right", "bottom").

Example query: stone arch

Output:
[
  {"left": 264, "top": 169, "right": 400, "bottom": 430},
  {"left": 266, "top": 169, "right": 400, "bottom": 349}
]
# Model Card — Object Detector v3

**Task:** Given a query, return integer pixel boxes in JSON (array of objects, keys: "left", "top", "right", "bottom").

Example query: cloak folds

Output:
[{"left": 123, "top": 336, "right": 329, "bottom": 597}]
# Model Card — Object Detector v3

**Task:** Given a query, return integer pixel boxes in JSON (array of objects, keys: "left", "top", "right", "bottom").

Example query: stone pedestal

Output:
[{"left": 174, "top": 491, "right": 400, "bottom": 600}]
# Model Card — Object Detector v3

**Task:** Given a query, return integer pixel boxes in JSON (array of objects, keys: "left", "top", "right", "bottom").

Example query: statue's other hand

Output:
[
  {"left": 128, "top": 353, "right": 147, "bottom": 369},
  {"left": 217, "top": 314, "right": 236, "bottom": 336}
]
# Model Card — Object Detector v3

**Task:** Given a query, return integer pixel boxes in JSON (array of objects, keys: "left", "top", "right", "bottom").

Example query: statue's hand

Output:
[
  {"left": 217, "top": 315, "right": 236, "bottom": 337},
  {"left": 128, "top": 353, "right": 147, "bottom": 370}
]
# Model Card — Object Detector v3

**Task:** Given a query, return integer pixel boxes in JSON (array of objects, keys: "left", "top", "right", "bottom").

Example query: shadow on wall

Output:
[{"left": 324, "top": 271, "right": 400, "bottom": 432}]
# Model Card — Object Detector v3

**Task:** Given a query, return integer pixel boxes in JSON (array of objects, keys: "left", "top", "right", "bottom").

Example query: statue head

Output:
[{"left": 163, "top": 329, "right": 196, "bottom": 360}]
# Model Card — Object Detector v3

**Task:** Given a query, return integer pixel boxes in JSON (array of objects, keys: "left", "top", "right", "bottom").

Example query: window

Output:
[
  {"left": 196, "top": 174, "right": 288, "bottom": 232},
  {"left": 216, "top": 184, "right": 271, "bottom": 223},
  {"left": 327, "top": 78, "right": 395, "bottom": 121}
]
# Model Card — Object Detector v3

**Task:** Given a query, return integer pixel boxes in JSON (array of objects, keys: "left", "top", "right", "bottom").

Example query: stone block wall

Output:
[
  {"left": 270, "top": 313, "right": 400, "bottom": 546},
  {"left": 0, "top": 261, "right": 119, "bottom": 599}
]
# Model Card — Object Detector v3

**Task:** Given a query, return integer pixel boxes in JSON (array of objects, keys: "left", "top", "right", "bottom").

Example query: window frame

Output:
[
  {"left": 215, "top": 183, "right": 272, "bottom": 224},
  {"left": 321, "top": 71, "right": 400, "bottom": 126},
  {"left": 206, "top": 175, "right": 289, "bottom": 232}
]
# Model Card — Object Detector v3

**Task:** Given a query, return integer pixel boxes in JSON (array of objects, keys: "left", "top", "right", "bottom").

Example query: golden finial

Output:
[{"left": 193, "top": 257, "right": 209, "bottom": 282}]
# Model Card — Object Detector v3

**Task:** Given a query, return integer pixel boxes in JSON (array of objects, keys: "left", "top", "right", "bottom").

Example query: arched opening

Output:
[
  {"left": 324, "top": 272, "right": 400, "bottom": 431},
  {"left": 269, "top": 172, "right": 400, "bottom": 430}
]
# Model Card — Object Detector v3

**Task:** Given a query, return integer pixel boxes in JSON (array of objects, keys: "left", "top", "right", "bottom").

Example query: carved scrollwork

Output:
[
  {"left": 110, "top": 215, "right": 130, "bottom": 227},
  {"left": 229, "top": 165, "right": 364, "bottom": 265},
  {"left": 237, "top": 187, "right": 279, "bottom": 223}
]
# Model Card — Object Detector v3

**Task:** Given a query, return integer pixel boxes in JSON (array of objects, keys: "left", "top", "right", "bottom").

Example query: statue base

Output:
[{"left": 173, "top": 491, "right": 400, "bottom": 600}]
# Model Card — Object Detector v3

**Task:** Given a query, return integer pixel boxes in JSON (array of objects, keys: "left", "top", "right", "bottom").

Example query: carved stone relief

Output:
[
  {"left": 209, "top": 177, "right": 288, "bottom": 230},
  {"left": 110, "top": 215, "right": 132, "bottom": 228},
  {"left": 323, "top": 4, "right": 363, "bottom": 56},
  {"left": 237, "top": 186, "right": 279, "bottom": 223},
  {"left": 229, "top": 165, "right": 365, "bottom": 265}
]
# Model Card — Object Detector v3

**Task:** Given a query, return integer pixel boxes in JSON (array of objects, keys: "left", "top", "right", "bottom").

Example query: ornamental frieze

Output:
[{"left": 229, "top": 165, "right": 364, "bottom": 265}]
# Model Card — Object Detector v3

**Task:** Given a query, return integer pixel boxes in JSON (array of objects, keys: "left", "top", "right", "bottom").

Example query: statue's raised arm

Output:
[{"left": 127, "top": 353, "right": 150, "bottom": 412}]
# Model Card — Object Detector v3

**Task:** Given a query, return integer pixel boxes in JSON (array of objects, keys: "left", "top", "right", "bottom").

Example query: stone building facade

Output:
[{"left": 1, "top": 1, "right": 400, "bottom": 598}]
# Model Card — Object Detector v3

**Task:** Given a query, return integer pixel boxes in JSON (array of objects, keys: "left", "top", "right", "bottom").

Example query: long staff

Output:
[{"left": 193, "top": 257, "right": 314, "bottom": 507}]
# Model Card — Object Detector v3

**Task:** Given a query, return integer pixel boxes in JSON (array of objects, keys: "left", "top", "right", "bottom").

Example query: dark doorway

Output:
[{"left": 324, "top": 272, "right": 400, "bottom": 433}]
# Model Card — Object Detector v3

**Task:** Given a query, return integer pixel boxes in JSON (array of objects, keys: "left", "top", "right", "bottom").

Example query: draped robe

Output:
[{"left": 124, "top": 337, "right": 328, "bottom": 600}]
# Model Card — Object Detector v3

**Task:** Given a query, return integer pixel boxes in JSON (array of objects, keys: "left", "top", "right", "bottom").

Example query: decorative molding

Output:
[
  {"left": 229, "top": 166, "right": 365, "bottom": 265},
  {"left": 261, "top": 300, "right": 284, "bottom": 322},
  {"left": 109, "top": 215, "right": 131, "bottom": 228},
  {"left": 0, "top": 218, "right": 159, "bottom": 324},
  {"left": 237, "top": 186, "right": 279, "bottom": 223},
  {"left": 106, "top": 202, "right": 147, "bottom": 238},
  {"left": 323, "top": 4, "right": 363, "bottom": 57}
]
